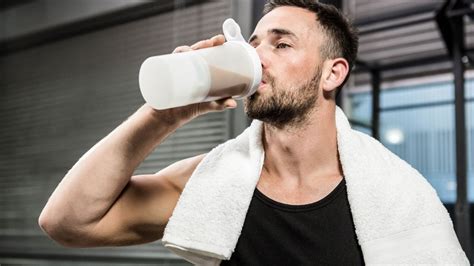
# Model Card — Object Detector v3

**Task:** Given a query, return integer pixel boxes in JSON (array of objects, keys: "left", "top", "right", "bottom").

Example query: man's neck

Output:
[{"left": 260, "top": 104, "right": 342, "bottom": 189}]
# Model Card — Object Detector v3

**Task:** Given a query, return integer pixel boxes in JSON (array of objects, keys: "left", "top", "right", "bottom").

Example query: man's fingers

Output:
[
  {"left": 211, "top": 98, "right": 237, "bottom": 110},
  {"left": 190, "top": 39, "right": 213, "bottom": 50},
  {"left": 210, "top": 34, "right": 225, "bottom": 46},
  {"left": 173, "top": 45, "right": 192, "bottom": 53},
  {"left": 198, "top": 98, "right": 237, "bottom": 114},
  {"left": 221, "top": 98, "right": 237, "bottom": 109},
  {"left": 190, "top": 34, "right": 226, "bottom": 50},
  {"left": 173, "top": 34, "right": 226, "bottom": 53}
]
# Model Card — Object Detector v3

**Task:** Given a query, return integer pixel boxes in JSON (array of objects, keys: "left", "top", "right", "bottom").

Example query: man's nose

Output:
[{"left": 255, "top": 44, "right": 268, "bottom": 69}]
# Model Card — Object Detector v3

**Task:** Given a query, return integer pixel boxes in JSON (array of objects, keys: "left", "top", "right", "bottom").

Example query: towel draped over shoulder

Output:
[{"left": 162, "top": 107, "right": 469, "bottom": 265}]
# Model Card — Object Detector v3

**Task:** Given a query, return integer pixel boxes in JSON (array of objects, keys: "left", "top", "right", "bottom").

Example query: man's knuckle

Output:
[{"left": 173, "top": 45, "right": 190, "bottom": 53}]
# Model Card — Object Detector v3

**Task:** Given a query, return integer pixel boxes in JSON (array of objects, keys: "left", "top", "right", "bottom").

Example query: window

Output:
[{"left": 347, "top": 75, "right": 473, "bottom": 203}]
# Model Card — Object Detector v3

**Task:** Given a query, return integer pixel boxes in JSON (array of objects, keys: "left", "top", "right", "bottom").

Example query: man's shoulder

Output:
[{"left": 160, "top": 129, "right": 253, "bottom": 193}]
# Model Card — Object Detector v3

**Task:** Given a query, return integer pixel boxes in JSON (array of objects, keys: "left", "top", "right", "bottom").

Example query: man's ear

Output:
[{"left": 321, "top": 58, "right": 349, "bottom": 94}]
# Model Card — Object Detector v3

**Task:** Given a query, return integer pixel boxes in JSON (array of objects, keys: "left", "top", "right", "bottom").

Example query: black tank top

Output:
[{"left": 221, "top": 178, "right": 365, "bottom": 265}]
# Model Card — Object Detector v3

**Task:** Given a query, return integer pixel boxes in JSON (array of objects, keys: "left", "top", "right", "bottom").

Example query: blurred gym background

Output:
[{"left": 1, "top": 0, "right": 473, "bottom": 264}]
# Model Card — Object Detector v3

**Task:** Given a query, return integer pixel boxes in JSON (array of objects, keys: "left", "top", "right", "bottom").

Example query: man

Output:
[{"left": 38, "top": 0, "right": 466, "bottom": 265}]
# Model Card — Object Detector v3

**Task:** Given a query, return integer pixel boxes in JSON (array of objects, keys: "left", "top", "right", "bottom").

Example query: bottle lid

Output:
[{"left": 222, "top": 18, "right": 262, "bottom": 99}]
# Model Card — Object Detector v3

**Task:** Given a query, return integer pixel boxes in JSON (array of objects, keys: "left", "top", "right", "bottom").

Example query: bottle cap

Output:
[{"left": 222, "top": 18, "right": 262, "bottom": 99}]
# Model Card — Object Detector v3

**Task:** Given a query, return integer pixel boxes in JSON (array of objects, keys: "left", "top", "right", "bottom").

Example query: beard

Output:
[{"left": 244, "top": 67, "right": 322, "bottom": 130}]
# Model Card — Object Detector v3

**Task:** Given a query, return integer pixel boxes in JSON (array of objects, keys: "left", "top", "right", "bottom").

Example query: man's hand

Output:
[{"left": 151, "top": 34, "right": 238, "bottom": 126}]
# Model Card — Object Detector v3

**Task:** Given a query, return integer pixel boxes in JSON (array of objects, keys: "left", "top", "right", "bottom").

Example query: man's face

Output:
[{"left": 245, "top": 6, "right": 325, "bottom": 129}]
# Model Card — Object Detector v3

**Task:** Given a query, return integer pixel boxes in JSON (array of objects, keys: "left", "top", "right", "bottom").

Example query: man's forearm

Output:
[{"left": 39, "top": 104, "right": 182, "bottom": 232}]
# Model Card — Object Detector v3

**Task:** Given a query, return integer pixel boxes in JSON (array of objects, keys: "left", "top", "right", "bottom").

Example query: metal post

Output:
[
  {"left": 450, "top": 4, "right": 472, "bottom": 260},
  {"left": 371, "top": 69, "right": 380, "bottom": 140},
  {"left": 251, "top": 0, "right": 265, "bottom": 29}
]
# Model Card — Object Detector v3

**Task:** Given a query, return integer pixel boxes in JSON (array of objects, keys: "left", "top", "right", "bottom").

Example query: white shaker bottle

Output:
[{"left": 139, "top": 18, "right": 262, "bottom": 110}]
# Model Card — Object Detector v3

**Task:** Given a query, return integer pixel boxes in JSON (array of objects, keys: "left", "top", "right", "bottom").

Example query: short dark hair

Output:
[{"left": 263, "top": 0, "right": 359, "bottom": 90}]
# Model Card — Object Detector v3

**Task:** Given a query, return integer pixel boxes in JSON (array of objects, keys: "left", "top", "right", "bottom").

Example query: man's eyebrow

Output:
[{"left": 248, "top": 28, "right": 298, "bottom": 44}]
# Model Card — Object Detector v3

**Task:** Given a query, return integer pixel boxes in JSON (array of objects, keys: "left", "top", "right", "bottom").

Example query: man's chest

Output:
[{"left": 221, "top": 178, "right": 365, "bottom": 265}]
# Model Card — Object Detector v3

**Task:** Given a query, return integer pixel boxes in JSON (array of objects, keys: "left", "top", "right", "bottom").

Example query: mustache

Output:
[{"left": 262, "top": 72, "right": 275, "bottom": 86}]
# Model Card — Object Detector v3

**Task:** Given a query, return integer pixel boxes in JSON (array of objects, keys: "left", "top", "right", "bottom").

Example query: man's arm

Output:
[{"left": 38, "top": 35, "right": 235, "bottom": 247}]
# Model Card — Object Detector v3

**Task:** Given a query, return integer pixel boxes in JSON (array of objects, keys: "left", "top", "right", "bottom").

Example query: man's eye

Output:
[{"left": 276, "top": 43, "right": 290, "bottom": 49}]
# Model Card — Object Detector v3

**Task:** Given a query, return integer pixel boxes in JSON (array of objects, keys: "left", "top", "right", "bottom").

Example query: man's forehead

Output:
[{"left": 252, "top": 6, "right": 317, "bottom": 38}]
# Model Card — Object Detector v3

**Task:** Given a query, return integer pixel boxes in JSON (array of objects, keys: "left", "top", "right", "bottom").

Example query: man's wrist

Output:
[{"left": 138, "top": 103, "right": 190, "bottom": 128}]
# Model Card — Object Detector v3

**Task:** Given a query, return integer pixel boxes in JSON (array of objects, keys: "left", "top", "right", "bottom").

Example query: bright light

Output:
[
  {"left": 384, "top": 128, "right": 404, "bottom": 145},
  {"left": 446, "top": 180, "right": 456, "bottom": 191}
]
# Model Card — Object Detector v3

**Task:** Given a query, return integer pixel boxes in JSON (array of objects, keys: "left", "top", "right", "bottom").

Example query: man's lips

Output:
[
  {"left": 258, "top": 80, "right": 268, "bottom": 91},
  {"left": 258, "top": 75, "right": 270, "bottom": 90}
]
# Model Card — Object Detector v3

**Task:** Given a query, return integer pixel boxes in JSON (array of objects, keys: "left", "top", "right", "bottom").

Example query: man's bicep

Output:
[
  {"left": 88, "top": 174, "right": 179, "bottom": 245},
  {"left": 89, "top": 154, "right": 206, "bottom": 246}
]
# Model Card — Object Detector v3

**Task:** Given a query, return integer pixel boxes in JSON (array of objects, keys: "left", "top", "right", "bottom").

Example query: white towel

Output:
[{"left": 162, "top": 106, "right": 469, "bottom": 265}]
